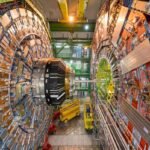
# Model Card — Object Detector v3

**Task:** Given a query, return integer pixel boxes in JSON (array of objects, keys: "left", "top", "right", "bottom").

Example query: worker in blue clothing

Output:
[{"left": 86, "top": 105, "right": 91, "bottom": 117}]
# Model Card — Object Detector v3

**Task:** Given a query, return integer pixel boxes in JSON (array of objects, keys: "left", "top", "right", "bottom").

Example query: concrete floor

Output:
[{"left": 49, "top": 100, "right": 100, "bottom": 150}]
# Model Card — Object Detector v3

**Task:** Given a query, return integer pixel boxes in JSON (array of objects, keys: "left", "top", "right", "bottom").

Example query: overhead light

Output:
[
  {"left": 56, "top": 45, "right": 62, "bottom": 48},
  {"left": 70, "top": 60, "right": 73, "bottom": 64},
  {"left": 69, "top": 16, "right": 74, "bottom": 23},
  {"left": 65, "top": 45, "right": 70, "bottom": 48},
  {"left": 84, "top": 25, "right": 89, "bottom": 30},
  {"left": 84, "top": 46, "right": 88, "bottom": 50}
]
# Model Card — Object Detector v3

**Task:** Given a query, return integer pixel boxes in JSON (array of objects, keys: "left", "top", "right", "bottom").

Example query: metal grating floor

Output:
[
  {"left": 52, "top": 146, "right": 100, "bottom": 150},
  {"left": 49, "top": 135, "right": 93, "bottom": 146}
]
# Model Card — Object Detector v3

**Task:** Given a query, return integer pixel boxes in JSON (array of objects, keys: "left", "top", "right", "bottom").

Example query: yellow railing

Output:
[
  {"left": 84, "top": 101, "right": 94, "bottom": 130},
  {"left": 60, "top": 99, "right": 80, "bottom": 122}
]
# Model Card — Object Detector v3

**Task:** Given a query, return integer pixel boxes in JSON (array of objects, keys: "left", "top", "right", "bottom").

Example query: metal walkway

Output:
[
  {"left": 100, "top": 104, "right": 127, "bottom": 150},
  {"left": 49, "top": 135, "right": 93, "bottom": 146},
  {"left": 52, "top": 146, "right": 100, "bottom": 150}
]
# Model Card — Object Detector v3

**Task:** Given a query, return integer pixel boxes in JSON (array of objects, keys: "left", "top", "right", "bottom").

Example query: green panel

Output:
[
  {"left": 76, "top": 88, "right": 89, "bottom": 91},
  {"left": 75, "top": 73, "right": 90, "bottom": 77},
  {"left": 0, "top": 0, "right": 13, "bottom": 3},
  {"left": 50, "top": 22, "right": 95, "bottom": 32}
]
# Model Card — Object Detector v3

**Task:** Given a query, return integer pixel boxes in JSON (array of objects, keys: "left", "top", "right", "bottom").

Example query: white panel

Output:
[
  {"left": 1, "top": 13, "right": 11, "bottom": 28},
  {"left": 10, "top": 9, "right": 19, "bottom": 19},
  {"left": 120, "top": 39, "right": 150, "bottom": 74},
  {"left": 19, "top": 8, "right": 26, "bottom": 17},
  {"left": 112, "top": 6, "right": 128, "bottom": 47}
]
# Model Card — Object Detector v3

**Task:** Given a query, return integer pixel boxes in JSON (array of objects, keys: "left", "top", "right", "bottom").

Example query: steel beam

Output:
[
  {"left": 57, "top": 57, "right": 90, "bottom": 62},
  {"left": 75, "top": 73, "right": 90, "bottom": 77},
  {"left": 56, "top": 43, "right": 68, "bottom": 55},
  {"left": 57, "top": 0, "right": 68, "bottom": 20},
  {"left": 0, "top": 0, "right": 13, "bottom": 3},
  {"left": 77, "top": 0, "right": 89, "bottom": 19},
  {"left": 50, "top": 22, "right": 95, "bottom": 32},
  {"left": 52, "top": 39, "right": 92, "bottom": 43}
]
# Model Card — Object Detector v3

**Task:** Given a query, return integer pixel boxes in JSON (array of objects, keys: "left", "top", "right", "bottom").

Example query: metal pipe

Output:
[{"left": 96, "top": 104, "right": 118, "bottom": 149}]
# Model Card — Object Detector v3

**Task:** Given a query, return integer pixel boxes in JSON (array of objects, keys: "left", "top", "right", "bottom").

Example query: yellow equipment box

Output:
[
  {"left": 60, "top": 99, "right": 80, "bottom": 123},
  {"left": 84, "top": 101, "right": 94, "bottom": 130}
]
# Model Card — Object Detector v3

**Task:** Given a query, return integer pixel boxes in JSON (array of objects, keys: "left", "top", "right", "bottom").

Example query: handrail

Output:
[
  {"left": 96, "top": 104, "right": 119, "bottom": 149},
  {"left": 120, "top": 98, "right": 150, "bottom": 144},
  {"left": 101, "top": 103, "right": 129, "bottom": 150}
]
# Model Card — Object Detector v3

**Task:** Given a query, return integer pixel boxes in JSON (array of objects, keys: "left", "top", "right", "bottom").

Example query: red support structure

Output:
[
  {"left": 139, "top": 137, "right": 149, "bottom": 150},
  {"left": 48, "top": 123, "right": 56, "bottom": 135},
  {"left": 42, "top": 135, "right": 52, "bottom": 150},
  {"left": 52, "top": 111, "right": 60, "bottom": 121},
  {"left": 42, "top": 111, "right": 60, "bottom": 149}
]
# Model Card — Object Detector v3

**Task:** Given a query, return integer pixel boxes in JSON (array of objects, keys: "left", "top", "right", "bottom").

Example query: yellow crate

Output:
[
  {"left": 60, "top": 99, "right": 80, "bottom": 123},
  {"left": 84, "top": 101, "right": 94, "bottom": 130}
]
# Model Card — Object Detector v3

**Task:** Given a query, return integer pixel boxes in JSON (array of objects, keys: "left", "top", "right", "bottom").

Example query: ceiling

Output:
[
  {"left": 32, "top": 0, "right": 104, "bottom": 21},
  {"left": 31, "top": 0, "right": 105, "bottom": 42}
]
